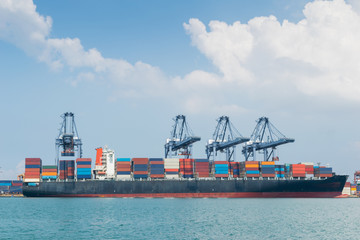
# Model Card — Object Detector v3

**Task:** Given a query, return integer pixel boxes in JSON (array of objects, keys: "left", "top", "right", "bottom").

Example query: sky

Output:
[{"left": 1, "top": 0, "right": 360, "bottom": 180}]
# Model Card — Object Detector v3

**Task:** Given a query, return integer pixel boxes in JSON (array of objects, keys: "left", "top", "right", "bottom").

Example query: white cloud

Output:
[
  {"left": 1, "top": 0, "right": 360, "bottom": 114},
  {"left": 0, "top": 0, "right": 165, "bottom": 98},
  {"left": 184, "top": 18, "right": 254, "bottom": 84},
  {"left": 184, "top": 0, "right": 360, "bottom": 102}
]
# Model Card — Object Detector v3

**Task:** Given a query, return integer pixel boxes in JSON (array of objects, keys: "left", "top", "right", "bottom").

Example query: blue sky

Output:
[{"left": 1, "top": 0, "right": 360, "bottom": 179}]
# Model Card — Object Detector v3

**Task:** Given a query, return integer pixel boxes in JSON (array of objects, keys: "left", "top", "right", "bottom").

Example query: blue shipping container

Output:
[
  {"left": 134, "top": 165, "right": 148, "bottom": 171},
  {"left": 42, "top": 176, "right": 57, "bottom": 180},
  {"left": 149, "top": 158, "right": 163, "bottom": 161},
  {"left": 117, "top": 171, "right": 131, "bottom": 174},
  {"left": 117, "top": 158, "right": 131, "bottom": 162},
  {"left": 150, "top": 165, "right": 164, "bottom": 168},
  {"left": 77, "top": 162, "right": 91, "bottom": 165},
  {"left": 77, "top": 168, "right": 91, "bottom": 172},
  {"left": 133, "top": 174, "right": 148, "bottom": 179},
  {"left": 77, "top": 175, "right": 91, "bottom": 179},
  {"left": 195, "top": 159, "right": 209, "bottom": 162},
  {"left": 25, "top": 165, "right": 41, "bottom": 168},
  {"left": 0, "top": 182, "right": 12, "bottom": 186}
]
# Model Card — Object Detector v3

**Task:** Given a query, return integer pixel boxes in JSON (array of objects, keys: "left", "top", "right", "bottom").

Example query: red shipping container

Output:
[
  {"left": 292, "top": 174, "right": 306, "bottom": 177},
  {"left": 214, "top": 161, "right": 228, "bottom": 164},
  {"left": 76, "top": 158, "right": 92, "bottom": 162},
  {"left": 25, "top": 158, "right": 41, "bottom": 163},
  {"left": 215, "top": 174, "right": 228, "bottom": 177},
  {"left": 150, "top": 161, "right": 164, "bottom": 165},
  {"left": 132, "top": 158, "right": 149, "bottom": 164},
  {"left": 25, "top": 169, "right": 41, "bottom": 173},
  {"left": 12, "top": 183, "right": 23, "bottom": 186},
  {"left": 25, "top": 173, "right": 40, "bottom": 177},
  {"left": 150, "top": 174, "right": 164, "bottom": 178},
  {"left": 246, "top": 174, "right": 260, "bottom": 177},
  {"left": 117, "top": 167, "right": 131, "bottom": 171},
  {"left": 165, "top": 169, "right": 179, "bottom": 172},
  {"left": 262, "top": 174, "right": 275, "bottom": 177},
  {"left": 245, "top": 167, "right": 259, "bottom": 171},
  {"left": 77, "top": 165, "right": 91, "bottom": 169},
  {"left": 319, "top": 174, "right": 332, "bottom": 177}
]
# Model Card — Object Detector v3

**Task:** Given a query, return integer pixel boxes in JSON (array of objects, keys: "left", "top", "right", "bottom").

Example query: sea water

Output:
[{"left": 0, "top": 198, "right": 359, "bottom": 239}]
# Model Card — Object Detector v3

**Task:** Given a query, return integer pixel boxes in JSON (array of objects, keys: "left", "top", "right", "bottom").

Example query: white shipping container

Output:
[
  {"left": 164, "top": 158, "right": 179, "bottom": 168},
  {"left": 300, "top": 162, "right": 314, "bottom": 165},
  {"left": 165, "top": 175, "right": 180, "bottom": 179},
  {"left": 116, "top": 175, "right": 131, "bottom": 180},
  {"left": 24, "top": 178, "right": 40, "bottom": 182}
]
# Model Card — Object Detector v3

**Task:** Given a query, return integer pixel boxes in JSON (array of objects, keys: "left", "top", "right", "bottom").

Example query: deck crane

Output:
[
  {"left": 242, "top": 117, "right": 294, "bottom": 162},
  {"left": 206, "top": 116, "right": 250, "bottom": 162},
  {"left": 55, "top": 112, "right": 82, "bottom": 165},
  {"left": 164, "top": 115, "right": 201, "bottom": 158}
]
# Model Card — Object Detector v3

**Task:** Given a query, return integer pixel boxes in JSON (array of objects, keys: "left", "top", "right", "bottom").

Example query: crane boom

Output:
[
  {"left": 206, "top": 116, "right": 249, "bottom": 161},
  {"left": 242, "top": 117, "right": 294, "bottom": 161},
  {"left": 165, "top": 115, "right": 201, "bottom": 158}
]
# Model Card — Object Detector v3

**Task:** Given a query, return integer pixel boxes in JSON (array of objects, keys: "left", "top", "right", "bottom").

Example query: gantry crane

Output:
[
  {"left": 55, "top": 112, "right": 82, "bottom": 165},
  {"left": 242, "top": 117, "right": 294, "bottom": 161},
  {"left": 164, "top": 115, "right": 201, "bottom": 158},
  {"left": 206, "top": 116, "right": 249, "bottom": 162}
]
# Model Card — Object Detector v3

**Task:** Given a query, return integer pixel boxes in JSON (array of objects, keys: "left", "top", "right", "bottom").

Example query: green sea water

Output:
[{"left": 0, "top": 198, "right": 359, "bottom": 239}]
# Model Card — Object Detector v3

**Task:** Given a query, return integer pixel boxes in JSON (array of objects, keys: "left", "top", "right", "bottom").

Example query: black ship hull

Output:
[{"left": 22, "top": 175, "right": 347, "bottom": 198}]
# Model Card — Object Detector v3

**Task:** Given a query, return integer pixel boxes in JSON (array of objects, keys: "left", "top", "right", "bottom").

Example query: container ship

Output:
[{"left": 22, "top": 113, "right": 347, "bottom": 198}]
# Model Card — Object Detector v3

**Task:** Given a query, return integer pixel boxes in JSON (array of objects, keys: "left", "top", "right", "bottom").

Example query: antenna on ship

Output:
[
  {"left": 55, "top": 112, "right": 83, "bottom": 166},
  {"left": 206, "top": 116, "right": 249, "bottom": 162},
  {"left": 164, "top": 115, "right": 201, "bottom": 159},
  {"left": 242, "top": 117, "right": 294, "bottom": 161}
]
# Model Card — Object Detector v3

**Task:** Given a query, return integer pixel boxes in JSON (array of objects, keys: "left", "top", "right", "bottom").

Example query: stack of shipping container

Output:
[
  {"left": 179, "top": 158, "right": 194, "bottom": 178},
  {"left": 149, "top": 158, "right": 165, "bottom": 179},
  {"left": 291, "top": 164, "right": 306, "bottom": 178},
  {"left": 214, "top": 161, "right": 229, "bottom": 178},
  {"left": 0, "top": 180, "right": 12, "bottom": 194},
  {"left": 0, "top": 180, "right": 23, "bottom": 194},
  {"left": 194, "top": 159, "right": 210, "bottom": 178},
  {"left": 261, "top": 161, "right": 275, "bottom": 178},
  {"left": 350, "top": 184, "right": 357, "bottom": 195},
  {"left": 10, "top": 180, "right": 22, "bottom": 193},
  {"left": 304, "top": 163, "right": 314, "bottom": 178},
  {"left": 230, "top": 162, "right": 240, "bottom": 178},
  {"left": 164, "top": 158, "right": 180, "bottom": 179},
  {"left": 132, "top": 158, "right": 149, "bottom": 179},
  {"left": 24, "top": 158, "right": 42, "bottom": 182},
  {"left": 314, "top": 166, "right": 332, "bottom": 178},
  {"left": 42, "top": 165, "right": 57, "bottom": 181},
  {"left": 240, "top": 161, "right": 260, "bottom": 178},
  {"left": 116, "top": 158, "right": 131, "bottom": 179},
  {"left": 76, "top": 158, "right": 92, "bottom": 180},
  {"left": 284, "top": 164, "right": 291, "bottom": 178},
  {"left": 275, "top": 165, "right": 285, "bottom": 178},
  {"left": 59, "top": 160, "right": 75, "bottom": 180}
]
